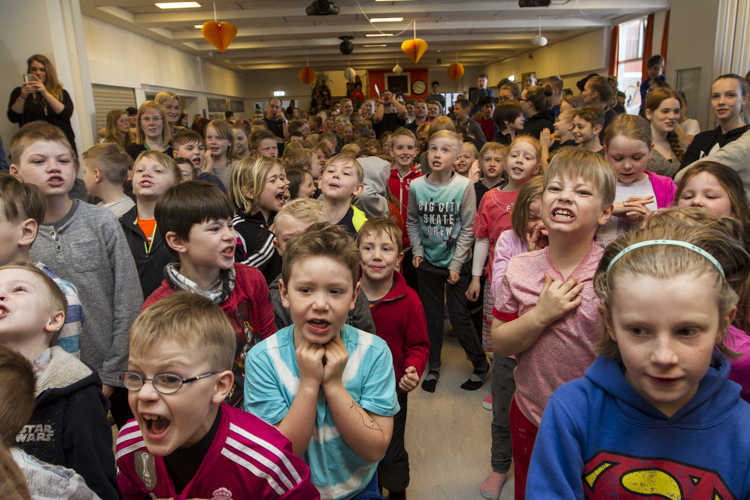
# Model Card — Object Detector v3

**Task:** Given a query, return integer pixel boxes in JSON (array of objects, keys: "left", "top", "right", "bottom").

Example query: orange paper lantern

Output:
[
  {"left": 299, "top": 66, "right": 316, "bottom": 85},
  {"left": 401, "top": 38, "right": 428, "bottom": 63},
  {"left": 201, "top": 21, "right": 237, "bottom": 52},
  {"left": 447, "top": 62, "right": 465, "bottom": 80}
]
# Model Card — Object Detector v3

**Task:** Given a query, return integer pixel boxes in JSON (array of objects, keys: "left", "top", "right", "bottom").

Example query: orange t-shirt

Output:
[{"left": 137, "top": 218, "right": 157, "bottom": 244}]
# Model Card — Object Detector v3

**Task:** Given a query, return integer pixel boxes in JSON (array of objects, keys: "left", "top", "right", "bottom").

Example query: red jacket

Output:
[
  {"left": 388, "top": 167, "right": 422, "bottom": 250},
  {"left": 142, "top": 263, "right": 276, "bottom": 407},
  {"left": 370, "top": 272, "right": 429, "bottom": 383},
  {"left": 477, "top": 116, "right": 495, "bottom": 141}
]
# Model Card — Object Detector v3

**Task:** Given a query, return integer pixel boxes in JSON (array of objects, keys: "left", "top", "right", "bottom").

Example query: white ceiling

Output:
[{"left": 80, "top": 0, "right": 668, "bottom": 72}]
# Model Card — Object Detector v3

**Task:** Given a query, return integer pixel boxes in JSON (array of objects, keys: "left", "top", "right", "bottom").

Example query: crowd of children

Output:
[{"left": 1, "top": 62, "right": 750, "bottom": 500}]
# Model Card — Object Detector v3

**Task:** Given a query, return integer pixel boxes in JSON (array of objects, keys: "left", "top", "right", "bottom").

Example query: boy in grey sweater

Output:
[{"left": 9, "top": 122, "right": 143, "bottom": 429}]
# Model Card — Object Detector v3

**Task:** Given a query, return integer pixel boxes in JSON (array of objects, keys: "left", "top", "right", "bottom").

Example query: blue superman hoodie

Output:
[{"left": 527, "top": 353, "right": 750, "bottom": 499}]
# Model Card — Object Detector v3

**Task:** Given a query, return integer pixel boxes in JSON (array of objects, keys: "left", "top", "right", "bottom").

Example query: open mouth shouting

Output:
[
  {"left": 551, "top": 208, "right": 576, "bottom": 222},
  {"left": 141, "top": 413, "right": 171, "bottom": 441}
]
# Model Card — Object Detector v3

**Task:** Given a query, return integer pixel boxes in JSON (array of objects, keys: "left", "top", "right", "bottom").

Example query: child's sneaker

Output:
[
  {"left": 482, "top": 394, "right": 493, "bottom": 411},
  {"left": 480, "top": 472, "right": 507, "bottom": 500}
]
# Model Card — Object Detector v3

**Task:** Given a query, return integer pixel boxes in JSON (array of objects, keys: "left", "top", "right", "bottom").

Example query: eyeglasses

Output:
[{"left": 121, "top": 371, "right": 216, "bottom": 395}]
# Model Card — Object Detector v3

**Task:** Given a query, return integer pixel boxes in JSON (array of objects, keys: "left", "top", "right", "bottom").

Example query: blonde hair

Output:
[
  {"left": 0, "top": 262, "right": 67, "bottom": 346},
  {"left": 205, "top": 120, "right": 236, "bottom": 164},
  {"left": 283, "top": 148, "right": 316, "bottom": 171},
  {"left": 544, "top": 147, "right": 616, "bottom": 207},
  {"left": 511, "top": 176, "right": 544, "bottom": 239},
  {"left": 131, "top": 292, "right": 237, "bottom": 371},
  {"left": 133, "top": 150, "right": 183, "bottom": 186},
  {"left": 479, "top": 142, "right": 508, "bottom": 160},
  {"left": 275, "top": 198, "right": 326, "bottom": 236},
  {"left": 27, "top": 55, "right": 63, "bottom": 101},
  {"left": 82, "top": 143, "right": 133, "bottom": 185},
  {"left": 103, "top": 109, "right": 133, "bottom": 148},
  {"left": 509, "top": 136, "right": 543, "bottom": 167},
  {"left": 603, "top": 113, "right": 652, "bottom": 148},
  {"left": 595, "top": 221, "right": 749, "bottom": 359},
  {"left": 230, "top": 155, "right": 284, "bottom": 214},
  {"left": 324, "top": 154, "right": 365, "bottom": 184},
  {"left": 154, "top": 91, "right": 179, "bottom": 107},
  {"left": 460, "top": 142, "right": 478, "bottom": 160},
  {"left": 428, "top": 130, "right": 462, "bottom": 151},
  {"left": 135, "top": 101, "right": 171, "bottom": 145},
  {"left": 356, "top": 217, "right": 403, "bottom": 254}
]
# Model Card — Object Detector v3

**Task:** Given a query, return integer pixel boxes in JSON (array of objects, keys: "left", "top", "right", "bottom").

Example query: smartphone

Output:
[{"left": 23, "top": 74, "right": 35, "bottom": 83}]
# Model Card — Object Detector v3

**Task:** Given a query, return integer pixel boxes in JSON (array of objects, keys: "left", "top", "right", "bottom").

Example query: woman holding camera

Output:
[{"left": 7, "top": 54, "right": 76, "bottom": 154}]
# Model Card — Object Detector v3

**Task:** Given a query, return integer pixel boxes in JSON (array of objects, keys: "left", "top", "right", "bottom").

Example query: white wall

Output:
[
  {"left": 0, "top": 0, "right": 61, "bottom": 159},
  {"left": 482, "top": 29, "right": 611, "bottom": 91},
  {"left": 83, "top": 16, "right": 246, "bottom": 100}
]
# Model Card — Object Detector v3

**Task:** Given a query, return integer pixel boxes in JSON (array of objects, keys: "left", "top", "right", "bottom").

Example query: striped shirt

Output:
[{"left": 115, "top": 403, "right": 319, "bottom": 500}]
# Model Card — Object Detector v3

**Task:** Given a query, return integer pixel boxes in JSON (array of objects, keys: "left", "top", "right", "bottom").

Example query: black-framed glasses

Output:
[{"left": 121, "top": 371, "right": 216, "bottom": 395}]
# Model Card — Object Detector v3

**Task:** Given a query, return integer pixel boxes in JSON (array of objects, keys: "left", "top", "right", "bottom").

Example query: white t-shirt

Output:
[{"left": 596, "top": 174, "right": 656, "bottom": 247}]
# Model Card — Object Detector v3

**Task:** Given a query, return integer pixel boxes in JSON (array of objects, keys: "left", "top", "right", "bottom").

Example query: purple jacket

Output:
[{"left": 645, "top": 170, "right": 677, "bottom": 208}]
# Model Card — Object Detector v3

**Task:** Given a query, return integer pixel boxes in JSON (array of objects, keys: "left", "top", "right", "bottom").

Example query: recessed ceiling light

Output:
[
  {"left": 364, "top": 44, "right": 387, "bottom": 47},
  {"left": 155, "top": 2, "right": 201, "bottom": 9},
  {"left": 194, "top": 24, "right": 203, "bottom": 28},
  {"left": 366, "top": 33, "right": 393, "bottom": 37},
  {"left": 371, "top": 17, "right": 403, "bottom": 22},
  {"left": 274, "top": 91, "right": 286, "bottom": 97}
]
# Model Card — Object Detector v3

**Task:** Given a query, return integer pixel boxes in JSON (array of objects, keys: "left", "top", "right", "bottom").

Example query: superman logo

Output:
[{"left": 583, "top": 451, "right": 736, "bottom": 499}]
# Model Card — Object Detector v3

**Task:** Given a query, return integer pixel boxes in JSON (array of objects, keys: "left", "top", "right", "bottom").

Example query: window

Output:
[{"left": 617, "top": 18, "right": 646, "bottom": 112}]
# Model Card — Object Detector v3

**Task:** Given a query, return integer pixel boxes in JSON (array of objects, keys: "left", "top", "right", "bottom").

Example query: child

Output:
[
  {"left": 81, "top": 142, "right": 135, "bottom": 217},
  {"left": 474, "top": 142, "right": 508, "bottom": 204},
  {"left": 320, "top": 154, "right": 367, "bottom": 236},
  {"left": 171, "top": 130, "right": 227, "bottom": 193},
  {"left": 0, "top": 262, "right": 116, "bottom": 500},
  {"left": 452, "top": 98, "right": 486, "bottom": 149},
  {"left": 204, "top": 119, "right": 237, "bottom": 187},
  {"left": 477, "top": 96, "right": 496, "bottom": 142},
  {"left": 229, "top": 155, "right": 287, "bottom": 284},
  {"left": 0, "top": 173, "right": 82, "bottom": 357},
  {"left": 175, "top": 156, "right": 197, "bottom": 180},
  {"left": 232, "top": 120, "right": 251, "bottom": 160},
  {"left": 282, "top": 147, "right": 316, "bottom": 173},
  {"left": 492, "top": 101, "right": 525, "bottom": 146},
  {"left": 388, "top": 128, "right": 423, "bottom": 292},
  {"left": 596, "top": 114, "right": 677, "bottom": 246},
  {"left": 491, "top": 147, "right": 615, "bottom": 499},
  {"left": 144, "top": 181, "right": 276, "bottom": 407},
  {"left": 318, "top": 131, "right": 338, "bottom": 152},
  {"left": 249, "top": 129, "right": 279, "bottom": 158},
  {"left": 454, "top": 142, "right": 481, "bottom": 183},
  {"left": 470, "top": 137, "right": 541, "bottom": 347},
  {"left": 268, "top": 199, "right": 375, "bottom": 334},
  {"left": 116, "top": 292, "right": 318, "bottom": 499},
  {"left": 285, "top": 168, "right": 316, "bottom": 200},
  {"left": 245, "top": 223, "right": 399, "bottom": 500},
  {"left": 675, "top": 161, "right": 750, "bottom": 249},
  {"left": 526, "top": 223, "right": 750, "bottom": 499},
  {"left": 482, "top": 176, "right": 545, "bottom": 499},
  {"left": 9, "top": 121, "right": 143, "bottom": 429},
  {"left": 0, "top": 344, "right": 101, "bottom": 500},
  {"left": 416, "top": 123, "right": 430, "bottom": 153},
  {"left": 356, "top": 219, "right": 429, "bottom": 500},
  {"left": 119, "top": 151, "right": 183, "bottom": 298},
  {"left": 406, "top": 130, "right": 489, "bottom": 393},
  {"left": 572, "top": 105, "right": 605, "bottom": 155},
  {"left": 540, "top": 108, "right": 578, "bottom": 169}
]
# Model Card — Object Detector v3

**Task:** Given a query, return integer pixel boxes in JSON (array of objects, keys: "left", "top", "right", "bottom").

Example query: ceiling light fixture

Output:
[
  {"left": 364, "top": 44, "right": 387, "bottom": 47},
  {"left": 155, "top": 2, "right": 201, "bottom": 9},
  {"left": 194, "top": 24, "right": 203, "bottom": 28},
  {"left": 375, "top": 0, "right": 412, "bottom": 2},
  {"left": 366, "top": 33, "right": 393, "bottom": 37},
  {"left": 371, "top": 17, "right": 404, "bottom": 22}
]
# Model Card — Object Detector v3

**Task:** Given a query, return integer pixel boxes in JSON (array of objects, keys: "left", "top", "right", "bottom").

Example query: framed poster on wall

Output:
[{"left": 385, "top": 73, "right": 411, "bottom": 94}]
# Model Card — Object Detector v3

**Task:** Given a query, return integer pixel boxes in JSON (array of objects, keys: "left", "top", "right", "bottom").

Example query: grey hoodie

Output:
[
  {"left": 354, "top": 156, "right": 391, "bottom": 219},
  {"left": 268, "top": 273, "right": 376, "bottom": 334}
]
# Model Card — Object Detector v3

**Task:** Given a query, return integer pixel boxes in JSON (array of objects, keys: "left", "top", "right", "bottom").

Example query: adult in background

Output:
[
  {"left": 102, "top": 109, "right": 134, "bottom": 148},
  {"left": 470, "top": 74, "right": 494, "bottom": 114},
  {"left": 373, "top": 90, "right": 407, "bottom": 138},
  {"left": 427, "top": 81, "right": 446, "bottom": 109},
  {"left": 520, "top": 85, "right": 554, "bottom": 139},
  {"left": 264, "top": 97, "right": 288, "bottom": 155},
  {"left": 154, "top": 91, "right": 183, "bottom": 136},
  {"left": 7, "top": 55, "right": 77, "bottom": 154}
]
